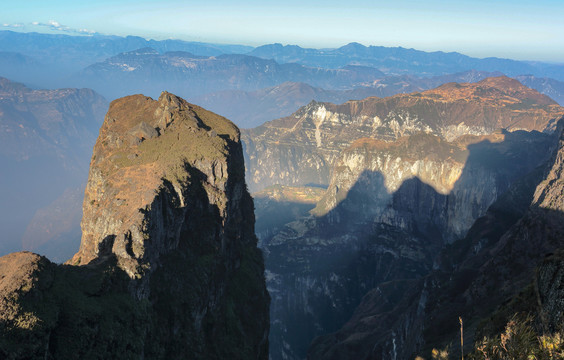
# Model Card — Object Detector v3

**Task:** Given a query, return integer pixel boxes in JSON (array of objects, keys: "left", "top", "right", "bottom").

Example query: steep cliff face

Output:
[
  {"left": 307, "top": 120, "right": 564, "bottom": 359},
  {"left": 249, "top": 79, "right": 564, "bottom": 360},
  {"left": 263, "top": 128, "right": 553, "bottom": 360},
  {"left": 243, "top": 76, "right": 564, "bottom": 192},
  {"left": 315, "top": 130, "right": 553, "bottom": 241},
  {"left": 0, "top": 92, "right": 269, "bottom": 359}
]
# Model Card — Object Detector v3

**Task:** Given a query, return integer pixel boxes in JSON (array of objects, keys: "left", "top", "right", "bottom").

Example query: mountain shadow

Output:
[
  {"left": 261, "top": 127, "right": 556, "bottom": 360},
  {"left": 306, "top": 126, "right": 564, "bottom": 359}
]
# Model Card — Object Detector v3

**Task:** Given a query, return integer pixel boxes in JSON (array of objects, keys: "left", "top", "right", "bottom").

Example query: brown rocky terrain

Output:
[
  {"left": 195, "top": 70, "right": 504, "bottom": 129},
  {"left": 307, "top": 120, "right": 564, "bottom": 359},
  {"left": 189, "top": 72, "right": 564, "bottom": 130},
  {"left": 245, "top": 78, "right": 564, "bottom": 360},
  {"left": 261, "top": 127, "right": 555, "bottom": 360},
  {"left": 243, "top": 76, "right": 564, "bottom": 193},
  {"left": 0, "top": 92, "right": 269, "bottom": 359}
]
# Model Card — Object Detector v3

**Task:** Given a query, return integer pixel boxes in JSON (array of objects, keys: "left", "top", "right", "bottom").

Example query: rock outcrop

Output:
[
  {"left": 307, "top": 119, "right": 564, "bottom": 359},
  {"left": 246, "top": 78, "right": 564, "bottom": 360},
  {"left": 243, "top": 76, "right": 564, "bottom": 193},
  {"left": 0, "top": 92, "right": 270, "bottom": 359},
  {"left": 263, "top": 128, "right": 554, "bottom": 360}
]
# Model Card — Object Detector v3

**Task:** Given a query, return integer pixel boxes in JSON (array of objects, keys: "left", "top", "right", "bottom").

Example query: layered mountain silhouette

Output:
[
  {"left": 195, "top": 71, "right": 564, "bottom": 129},
  {"left": 249, "top": 42, "right": 564, "bottom": 80},
  {"left": 0, "top": 30, "right": 252, "bottom": 86},
  {"left": 72, "top": 48, "right": 385, "bottom": 100}
]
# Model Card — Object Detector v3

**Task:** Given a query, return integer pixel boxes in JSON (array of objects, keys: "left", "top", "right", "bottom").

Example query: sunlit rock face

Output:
[
  {"left": 243, "top": 76, "right": 564, "bottom": 194},
  {"left": 263, "top": 129, "right": 553, "bottom": 360},
  {"left": 0, "top": 92, "right": 269, "bottom": 359},
  {"left": 306, "top": 120, "right": 564, "bottom": 360},
  {"left": 243, "top": 78, "right": 564, "bottom": 360},
  {"left": 314, "top": 130, "right": 553, "bottom": 242}
]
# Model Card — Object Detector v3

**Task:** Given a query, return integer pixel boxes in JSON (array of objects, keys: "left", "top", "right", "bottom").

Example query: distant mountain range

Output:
[
  {"left": 516, "top": 74, "right": 564, "bottom": 105},
  {"left": 196, "top": 70, "right": 564, "bottom": 130},
  {"left": 71, "top": 48, "right": 385, "bottom": 100},
  {"left": 0, "top": 77, "right": 107, "bottom": 261},
  {"left": 0, "top": 30, "right": 253, "bottom": 87},
  {"left": 196, "top": 70, "right": 507, "bottom": 127},
  {"left": 0, "top": 30, "right": 252, "bottom": 69},
  {"left": 1, "top": 31, "right": 564, "bottom": 106},
  {"left": 249, "top": 42, "right": 564, "bottom": 80}
]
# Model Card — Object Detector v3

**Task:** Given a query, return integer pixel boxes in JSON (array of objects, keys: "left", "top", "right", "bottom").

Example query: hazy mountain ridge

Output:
[
  {"left": 516, "top": 74, "right": 564, "bottom": 105},
  {"left": 0, "top": 30, "right": 252, "bottom": 69},
  {"left": 73, "top": 48, "right": 385, "bottom": 100},
  {"left": 196, "top": 70, "right": 512, "bottom": 128},
  {"left": 3, "top": 30, "right": 564, "bottom": 132},
  {"left": 198, "top": 70, "right": 564, "bottom": 129},
  {"left": 249, "top": 42, "right": 564, "bottom": 80},
  {"left": 0, "top": 77, "right": 108, "bottom": 260}
]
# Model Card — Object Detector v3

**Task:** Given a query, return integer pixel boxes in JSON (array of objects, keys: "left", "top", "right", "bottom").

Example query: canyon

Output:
[{"left": 242, "top": 77, "right": 564, "bottom": 359}]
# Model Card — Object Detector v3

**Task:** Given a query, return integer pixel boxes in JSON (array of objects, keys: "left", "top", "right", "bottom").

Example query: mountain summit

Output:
[{"left": 0, "top": 92, "right": 269, "bottom": 359}]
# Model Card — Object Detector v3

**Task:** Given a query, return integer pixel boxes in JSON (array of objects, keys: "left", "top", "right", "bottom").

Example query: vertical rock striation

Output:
[
  {"left": 247, "top": 78, "right": 564, "bottom": 360},
  {"left": 307, "top": 119, "right": 564, "bottom": 359},
  {"left": 243, "top": 76, "right": 564, "bottom": 193}
]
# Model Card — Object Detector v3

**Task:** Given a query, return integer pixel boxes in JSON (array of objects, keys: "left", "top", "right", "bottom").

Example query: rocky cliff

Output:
[
  {"left": 243, "top": 76, "right": 564, "bottom": 193},
  {"left": 307, "top": 119, "right": 564, "bottom": 359},
  {"left": 263, "top": 128, "right": 554, "bottom": 360},
  {"left": 246, "top": 78, "right": 564, "bottom": 360},
  {"left": 0, "top": 92, "right": 269, "bottom": 359},
  {"left": 315, "top": 129, "right": 554, "bottom": 241}
]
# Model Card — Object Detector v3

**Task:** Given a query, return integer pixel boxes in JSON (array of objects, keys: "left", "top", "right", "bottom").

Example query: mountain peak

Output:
[
  {"left": 71, "top": 91, "right": 241, "bottom": 270},
  {"left": 425, "top": 75, "right": 558, "bottom": 106},
  {"left": 341, "top": 42, "right": 365, "bottom": 49},
  {"left": 0, "top": 92, "right": 269, "bottom": 358}
]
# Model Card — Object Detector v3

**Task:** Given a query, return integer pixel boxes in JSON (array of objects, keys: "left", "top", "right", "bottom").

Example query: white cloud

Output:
[
  {"left": 31, "top": 20, "right": 97, "bottom": 35},
  {"left": 2, "top": 23, "right": 24, "bottom": 28},
  {"left": 47, "top": 20, "right": 62, "bottom": 28}
]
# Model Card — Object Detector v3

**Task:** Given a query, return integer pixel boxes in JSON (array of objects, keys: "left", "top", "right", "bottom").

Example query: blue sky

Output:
[{"left": 2, "top": 0, "right": 563, "bottom": 62}]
